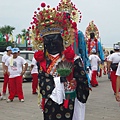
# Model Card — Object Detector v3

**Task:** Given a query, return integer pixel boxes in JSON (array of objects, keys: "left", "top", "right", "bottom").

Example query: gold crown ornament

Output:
[
  {"left": 85, "top": 21, "right": 99, "bottom": 39},
  {"left": 57, "top": 0, "right": 82, "bottom": 23},
  {"left": 28, "top": 2, "right": 77, "bottom": 50}
]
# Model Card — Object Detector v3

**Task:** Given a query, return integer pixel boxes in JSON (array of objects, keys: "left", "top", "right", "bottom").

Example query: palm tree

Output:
[
  {"left": 21, "top": 29, "right": 29, "bottom": 49},
  {"left": 0, "top": 25, "right": 15, "bottom": 51},
  {"left": 0, "top": 25, "right": 15, "bottom": 36},
  {"left": 21, "top": 29, "right": 27, "bottom": 37},
  {"left": 16, "top": 29, "right": 30, "bottom": 50}
]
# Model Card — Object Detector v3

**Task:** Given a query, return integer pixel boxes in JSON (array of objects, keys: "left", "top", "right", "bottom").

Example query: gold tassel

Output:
[{"left": 37, "top": 83, "right": 42, "bottom": 107}]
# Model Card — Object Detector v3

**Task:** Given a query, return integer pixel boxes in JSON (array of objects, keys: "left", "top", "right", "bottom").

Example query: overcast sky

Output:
[{"left": 0, "top": 0, "right": 120, "bottom": 48}]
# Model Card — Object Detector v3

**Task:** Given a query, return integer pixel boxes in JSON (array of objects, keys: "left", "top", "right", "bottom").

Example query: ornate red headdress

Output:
[
  {"left": 85, "top": 21, "right": 99, "bottom": 40},
  {"left": 28, "top": 2, "right": 80, "bottom": 51},
  {"left": 57, "top": 0, "right": 82, "bottom": 23}
]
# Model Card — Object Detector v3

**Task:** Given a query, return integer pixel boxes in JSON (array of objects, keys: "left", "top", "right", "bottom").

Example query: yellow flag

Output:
[
  {"left": 21, "top": 36, "right": 24, "bottom": 44},
  {"left": 10, "top": 34, "right": 14, "bottom": 42}
]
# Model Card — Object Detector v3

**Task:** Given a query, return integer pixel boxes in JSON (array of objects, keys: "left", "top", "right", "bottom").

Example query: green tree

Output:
[
  {"left": 0, "top": 32, "right": 3, "bottom": 41},
  {"left": 0, "top": 25, "right": 15, "bottom": 51},
  {"left": 0, "top": 25, "right": 15, "bottom": 35}
]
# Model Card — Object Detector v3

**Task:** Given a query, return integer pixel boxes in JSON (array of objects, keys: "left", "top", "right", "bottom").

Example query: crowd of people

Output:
[
  {"left": 0, "top": 43, "right": 120, "bottom": 103},
  {"left": 0, "top": 40, "right": 120, "bottom": 119},
  {"left": 0, "top": 46, "right": 38, "bottom": 102}
]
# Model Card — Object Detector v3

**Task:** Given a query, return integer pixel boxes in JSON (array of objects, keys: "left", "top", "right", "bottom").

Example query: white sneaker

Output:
[
  {"left": 7, "top": 99, "right": 13, "bottom": 103},
  {"left": 20, "top": 99, "right": 24, "bottom": 102},
  {"left": 3, "top": 95, "right": 6, "bottom": 100},
  {"left": 0, "top": 96, "right": 3, "bottom": 100},
  {"left": 2, "top": 93, "right": 6, "bottom": 100}
]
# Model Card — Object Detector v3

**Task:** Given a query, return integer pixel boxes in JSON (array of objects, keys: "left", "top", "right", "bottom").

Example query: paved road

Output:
[
  {"left": 85, "top": 75, "right": 120, "bottom": 120},
  {"left": 0, "top": 75, "right": 120, "bottom": 120}
]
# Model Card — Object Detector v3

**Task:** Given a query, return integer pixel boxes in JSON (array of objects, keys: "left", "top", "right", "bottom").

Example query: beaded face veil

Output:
[{"left": 28, "top": 1, "right": 82, "bottom": 51}]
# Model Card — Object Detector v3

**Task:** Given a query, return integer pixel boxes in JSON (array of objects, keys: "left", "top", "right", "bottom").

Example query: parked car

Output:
[
  {"left": 20, "top": 51, "right": 35, "bottom": 81},
  {"left": 0, "top": 51, "right": 35, "bottom": 82},
  {"left": 0, "top": 52, "right": 4, "bottom": 80},
  {"left": 20, "top": 51, "right": 34, "bottom": 61}
]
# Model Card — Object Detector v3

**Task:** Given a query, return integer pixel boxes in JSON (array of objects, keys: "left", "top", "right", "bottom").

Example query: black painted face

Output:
[
  {"left": 43, "top": 33, "right": 64, "bottom": 55},
  {"left": 90, "top": 32, "right": 95, "bottom": 39}
]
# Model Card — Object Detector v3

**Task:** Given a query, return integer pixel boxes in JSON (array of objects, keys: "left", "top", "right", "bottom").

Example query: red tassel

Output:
[
  {"left": 6, "top": 34, "right": 9, "bottom": 42},
  {"left": 18, "top": 36, "right": 20, "bottom": 44},
  {"left": 63, "top": 99, "right": 69, "bottom": 109},
  {"left": 41, "top": 98, "right": 45, "bottom": 111}
]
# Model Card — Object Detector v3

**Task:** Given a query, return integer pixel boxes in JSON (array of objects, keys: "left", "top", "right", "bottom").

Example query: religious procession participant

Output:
[
  {"left": 85, "top": 21, "right": 105, "bottom": 77},
  {"left": 115, "top": 62, "right": 120, "bottom": 102},
  {"left": 108, "top": 44, "right": 120, "bottom": 94},
  {"left": 106, "top": 50, "right": 114, "bottom": 80},
  {"left": 89, "top": 49, "right": 101, "bottom": 87},
  {"left": 31, "top": 56, "right": 38, "bottom": 94},
  {"left": 57, "top": 0, "right": 91, "bottom": 87},
  {"left": 103, "top": 50, "right": 109, "bottom": 75},
  {"left": 29, "top": 1, "right": 90, "bottom": 120},
  {"left": 1, "top": 46, "right": 12, "bottom": 100},
  {"left": 5, "top": 48, "right": 28, "bottom": 102},
  {"left": 0, "top": 92, "right": 2, "bottom": 100},
  {"left": 73, "top": 30, "right": 91, "bottom": 88}
]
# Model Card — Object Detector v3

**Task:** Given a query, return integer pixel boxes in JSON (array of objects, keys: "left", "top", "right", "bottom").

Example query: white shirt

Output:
[
  {"left": 116, "top": 62, "right": 120, "bottom": 76},
  {"left": 31, "top": 57, "right": 38, "bottom": 74},
  {"left": 2, "top": 54, "right": 11, "bottom": 63},
  {"left": 89, "top": 54, "right": 101, "bottom": 70},
  {"left": 5, "top": 56, "right": 27, "bottom": 78},
  {"left": 109, "top": 52, "right": 120, "bottom": 63}
]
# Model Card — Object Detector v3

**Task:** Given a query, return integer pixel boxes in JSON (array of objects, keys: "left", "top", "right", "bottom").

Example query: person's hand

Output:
[
  {"left": 60, "top": 77, "right": 67, "bottom": 83},
  {"left": 3, "top": 70, "right": 6, "bottom": 75},
  {"left": 86, "top": 67, "right": 89, "bottom": 73},
  {"left": 21, "top": 70, "right": 25, "bottom": 76},
  {"left": 115, "top": 93, "right": 120, "bottom": 102},
  {"left": 60, "top": 77, "right": 67, "bottom": 87},
  {"left": 6, "top": 71, "right": 10, "bottom": 76}
]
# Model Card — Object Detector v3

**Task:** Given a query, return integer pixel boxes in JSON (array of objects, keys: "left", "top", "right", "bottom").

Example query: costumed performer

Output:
[
  {"left": 115, "top": 62, "right": 120, "bottom": 102},
  {"left": 108, "top": 44, "right": 120, "bottom": 94},
  {"left": 29, "top": 1, "right": 90, "bottom": 120},
  {"left": 57, "top": 0, "right": 91, "bottom": 87},
  {"left": 85, "top": 21, "right": 104, "bottom": 78}
]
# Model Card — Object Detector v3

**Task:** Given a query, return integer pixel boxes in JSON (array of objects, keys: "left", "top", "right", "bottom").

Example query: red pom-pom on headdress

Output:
[{"left": 41, "top": 2, "right": 46, "bottom": 8}]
